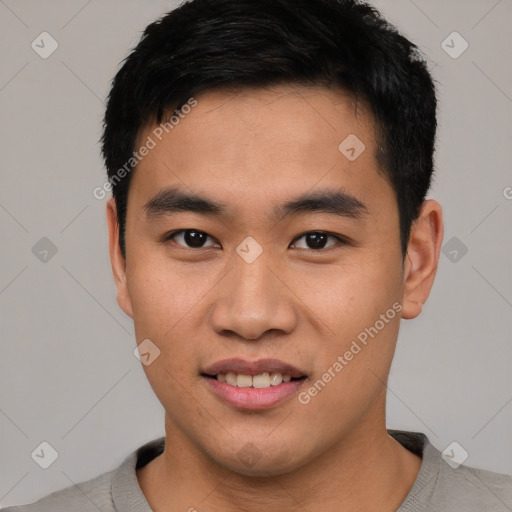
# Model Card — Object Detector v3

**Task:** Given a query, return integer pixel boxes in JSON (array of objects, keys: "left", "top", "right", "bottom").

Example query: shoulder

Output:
[
  {"left": 0, "top": 438, "right": 164, "bottom": 512},
  {"left": 390, "top": 430, "right": 512, "bottom": 511},
  {"left": 434, "top": 459, "right": 512, "bottom": 510},
  {"left": 0, "top": 469, "right": 116, "bottom": 512},
  {"left": 415, "top": 440, "right": 512, "bottom": 511}
]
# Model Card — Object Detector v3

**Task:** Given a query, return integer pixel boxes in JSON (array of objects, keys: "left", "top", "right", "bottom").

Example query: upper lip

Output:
[{"left": 202, "top": 358, "right": 306, "bottom": 378}]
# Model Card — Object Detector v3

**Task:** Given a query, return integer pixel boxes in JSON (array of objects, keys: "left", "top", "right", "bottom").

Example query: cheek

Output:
[
  {"left": 126, "top": 259, "right": 202, "bottom": 405},
  {"left": 296, "top": 255, "right": 402, "bottom": 404},
  {"left": 125, "top": 250, "right": 225, "bottom": 371},
  {"left": 296, "top": 256, "right": 403, "bottom": 412},
  {"left": 298, "top": 254, "right": 402, "bottom": 341},
  {"left": 125, "top": 253, "right": 194, "bottom": 343}
]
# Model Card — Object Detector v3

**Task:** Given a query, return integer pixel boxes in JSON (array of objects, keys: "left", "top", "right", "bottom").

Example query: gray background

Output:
[{"left": 0, "top": 0, "right": 511, "bottom": 507}]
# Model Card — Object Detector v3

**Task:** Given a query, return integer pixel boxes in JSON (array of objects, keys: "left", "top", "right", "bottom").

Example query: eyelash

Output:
[{"left": 162, "top": 229, "right": 348, "bottom": 251}]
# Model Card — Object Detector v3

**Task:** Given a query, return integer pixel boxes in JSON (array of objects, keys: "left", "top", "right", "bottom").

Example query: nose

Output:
[{"left": 210, "top": 251, "right": 298, "bottom": 341}]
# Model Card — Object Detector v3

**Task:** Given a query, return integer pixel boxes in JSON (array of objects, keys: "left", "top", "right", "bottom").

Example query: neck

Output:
[{"left": 137, "top": 407, "right": 421, "bottom": 511}]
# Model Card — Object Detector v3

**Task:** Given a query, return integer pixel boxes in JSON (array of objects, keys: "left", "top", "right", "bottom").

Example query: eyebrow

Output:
[{"left": 143, "top": 185, "right": 368, "bottom": 222}]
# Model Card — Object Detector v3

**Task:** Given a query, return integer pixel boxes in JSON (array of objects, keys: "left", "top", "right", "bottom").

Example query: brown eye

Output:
[
  {"left": 167, "top": 230, "right": 219, "bottom": 248},
  {"left": 291, "top": 232, "right": 342, "bottom": 250}
]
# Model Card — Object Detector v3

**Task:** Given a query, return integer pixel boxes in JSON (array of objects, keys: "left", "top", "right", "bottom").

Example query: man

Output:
[{"left": 3, "top": 0, "right": 511, "bottom": 510}]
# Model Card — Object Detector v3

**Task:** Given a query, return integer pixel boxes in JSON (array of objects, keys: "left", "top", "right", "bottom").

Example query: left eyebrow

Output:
[
  {"left": 272, "top": 188, "right": 369, "bottom": 222},
  {"left": 142, "top": 185, "right": 369, "bottom": 222}
]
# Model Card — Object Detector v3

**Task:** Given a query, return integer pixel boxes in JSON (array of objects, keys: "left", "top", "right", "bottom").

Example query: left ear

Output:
[{"left": 401, "top": 199, "right": 444, "bottom": 319}]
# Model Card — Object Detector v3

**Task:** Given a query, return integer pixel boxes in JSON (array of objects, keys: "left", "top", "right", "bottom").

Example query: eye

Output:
[
  {"left": 290, "top": 231, "right": 344, "bottom": 250},
  {"left": 165, "top": 229, "right": 220, "bottom": 249}
]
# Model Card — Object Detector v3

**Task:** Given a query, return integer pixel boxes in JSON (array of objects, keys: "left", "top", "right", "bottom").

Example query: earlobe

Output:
[
  {"left": 106, "top": 197, "right": 134, "bottom": 319},
  {"left": 401, "top": 200, "right": 444, "bottom": 320}
]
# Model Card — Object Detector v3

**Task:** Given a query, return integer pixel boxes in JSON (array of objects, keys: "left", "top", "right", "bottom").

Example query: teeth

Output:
[
  {"left": 269, "top": 372, "right": 282, "bottom": 386},
  {"left": 215, "top": 372, "right": 294, "bottom": 388},
  {"left": 225, "top": 372, "right": 237, "bottom": 386},
  {"left": 236, "top": 374, "right": 253, "bottom": 388},
  {"left": 253, "top": 373, "right": 270, "bottom": 388}
]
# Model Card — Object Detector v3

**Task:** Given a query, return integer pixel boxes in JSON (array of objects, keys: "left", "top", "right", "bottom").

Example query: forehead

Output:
[
  {"left": 155, "top": 84, "right": 378, "bottom": 161},
  {"left": 129, "top": 84, "right": 390, "bottom": 216}
]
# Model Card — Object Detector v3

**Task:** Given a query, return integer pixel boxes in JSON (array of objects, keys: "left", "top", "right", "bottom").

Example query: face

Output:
[{"left": 108, "top": 84, "right": 422, "bottom": 476}]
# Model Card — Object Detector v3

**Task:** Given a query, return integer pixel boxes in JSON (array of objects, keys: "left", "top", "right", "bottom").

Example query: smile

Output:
[
  {"left": 201, "top": 359, "right": 308, "bottom": 410},
  {"left": 214, "top": 372, "right": 295, "bottom": 388}
]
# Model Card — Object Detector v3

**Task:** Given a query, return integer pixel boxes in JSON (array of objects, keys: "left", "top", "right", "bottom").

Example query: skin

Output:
[{"left": 106, "top": 84, "right": 443, "bottom": 511}]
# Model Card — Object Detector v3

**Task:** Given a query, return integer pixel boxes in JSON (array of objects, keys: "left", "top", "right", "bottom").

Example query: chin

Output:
[
  {"left": 221, "top": 455, "right": 300, "bottom": 478},
  {"left": 207, "top": 439, "right": 310, "bottom": 478}
]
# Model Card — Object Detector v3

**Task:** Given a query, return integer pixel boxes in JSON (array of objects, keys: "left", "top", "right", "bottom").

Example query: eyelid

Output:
[
  {"left": 163, "top": 229, "right": 220, "bottom": 248},
  {"left": 162, "top": 229, "right": 351, "bottom": 250},
  {"left": 290, "top": 231, "right": 349, "bottom": 250}
]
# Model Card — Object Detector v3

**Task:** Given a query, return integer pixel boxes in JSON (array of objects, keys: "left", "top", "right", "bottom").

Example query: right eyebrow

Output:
[{"left": 143, "top": 186, "right": 227, "bottom": 219}]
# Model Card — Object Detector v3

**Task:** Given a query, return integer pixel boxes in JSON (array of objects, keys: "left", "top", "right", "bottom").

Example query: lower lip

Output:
[{"left": 202, "top": 376, "right": 306, "bottom": 410}]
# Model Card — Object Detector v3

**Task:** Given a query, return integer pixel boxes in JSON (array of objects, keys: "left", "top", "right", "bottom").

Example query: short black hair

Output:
[{"left": 101, "top": 0, "right": 437, "bottom": 259}]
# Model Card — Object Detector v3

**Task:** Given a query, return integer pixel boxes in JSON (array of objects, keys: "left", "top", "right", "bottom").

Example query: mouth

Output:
[
  {"left": 201, "top": 358, "right": 308, "bottom": 410},
  {"left": 203, "top": 372, "right": 305, "bottom": 388}
]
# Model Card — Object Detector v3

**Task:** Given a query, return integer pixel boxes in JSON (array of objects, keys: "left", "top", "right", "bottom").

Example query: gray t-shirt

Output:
[{"left": 2, "top": 430, "right": 511, "bottom": 511}]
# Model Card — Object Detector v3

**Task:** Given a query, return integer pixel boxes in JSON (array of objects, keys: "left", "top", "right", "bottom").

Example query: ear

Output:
[
  {"left": 401, "top": 200, "right": 444, "bottom": 319},
  {"left": 106, "top": 197, "right": 134, "bottom": 318}
]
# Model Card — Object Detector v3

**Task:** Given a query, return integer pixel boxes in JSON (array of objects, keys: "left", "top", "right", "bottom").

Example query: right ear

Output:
[{"left": 106, "top": 197, "right": 134, "bottom": 318}]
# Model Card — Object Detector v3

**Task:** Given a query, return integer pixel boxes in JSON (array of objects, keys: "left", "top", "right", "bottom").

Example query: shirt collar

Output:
[{"left": 111, "top": 431, "right": 436, "bottom": 511}]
